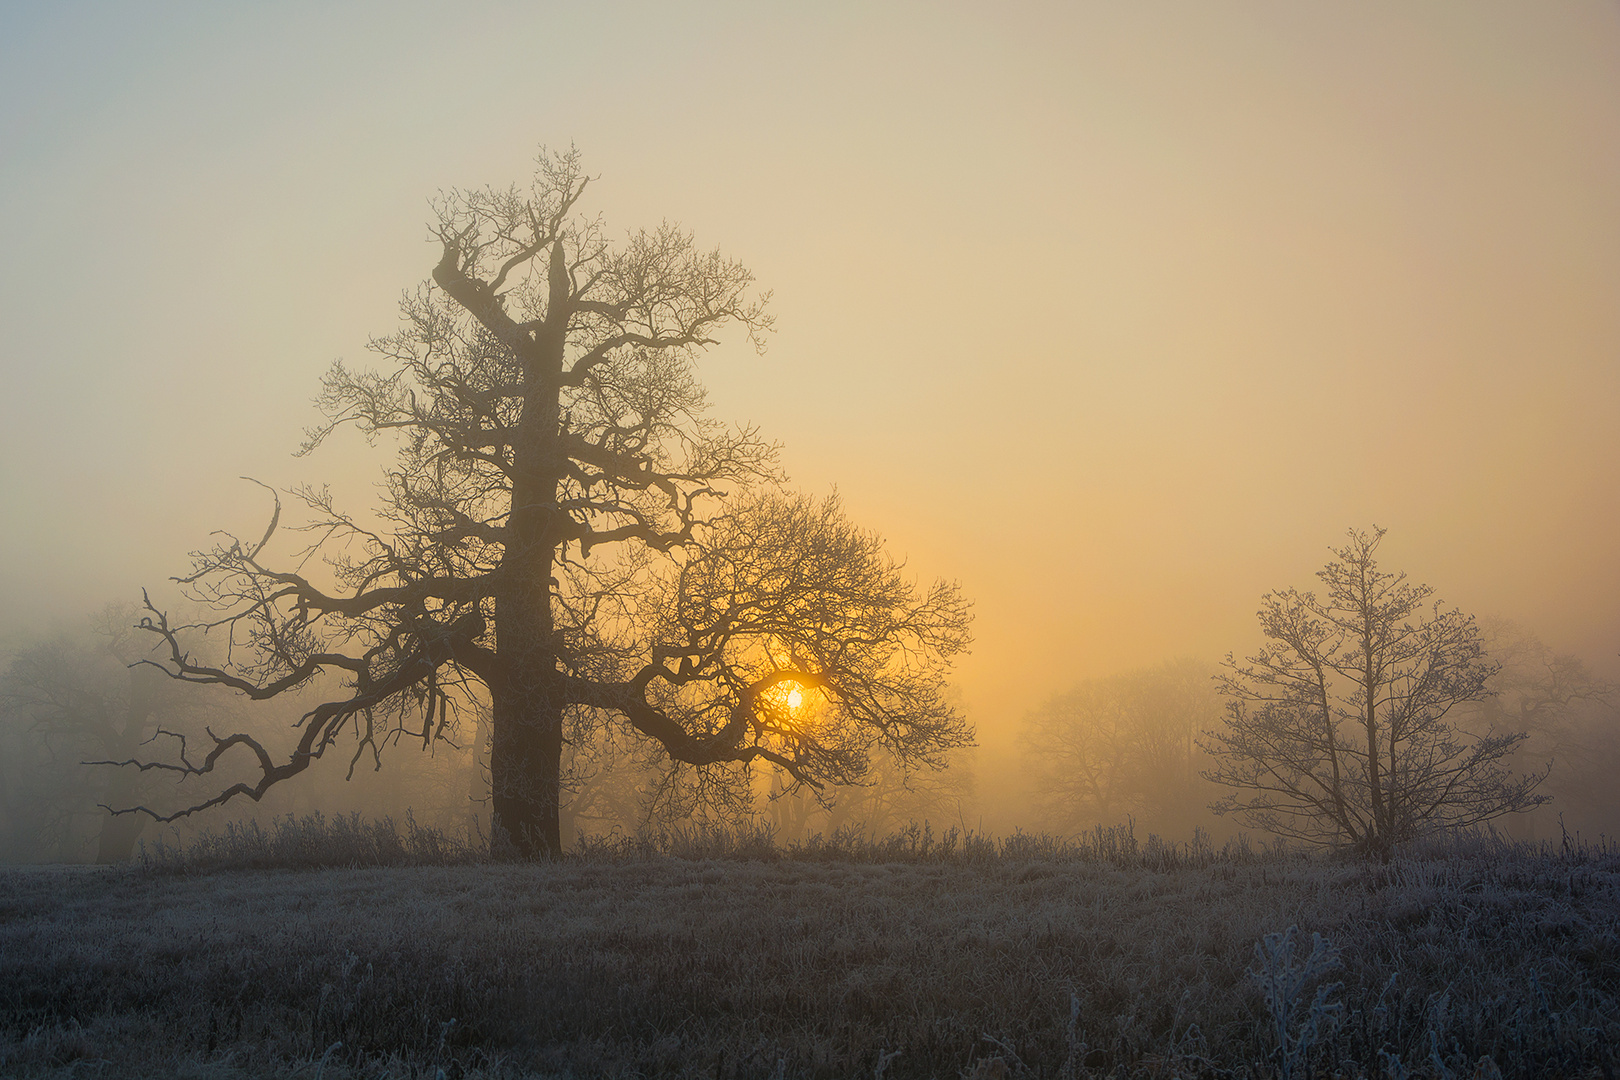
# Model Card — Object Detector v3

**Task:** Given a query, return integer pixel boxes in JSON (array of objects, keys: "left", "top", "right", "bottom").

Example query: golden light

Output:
[{"left": 785, "top": 687, "right": 803, "bottom": 712}]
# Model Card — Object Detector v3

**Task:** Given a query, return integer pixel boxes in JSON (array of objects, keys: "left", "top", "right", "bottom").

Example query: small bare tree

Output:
[
  {"left": 1205, "top": 527, "right": 1546, "bottom": 857},
  {"left": 117, "top": 149, "right": 972, "bottom": 856}
]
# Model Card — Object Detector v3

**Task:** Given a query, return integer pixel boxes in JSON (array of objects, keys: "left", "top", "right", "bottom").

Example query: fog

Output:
[{"left": 3, "top": 3, "right": 1618, "bottom": 854}]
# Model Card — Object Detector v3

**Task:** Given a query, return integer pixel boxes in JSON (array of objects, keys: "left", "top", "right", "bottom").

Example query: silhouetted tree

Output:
[
  {"left": 121, "top": 149, "right": 973, "bottom": 855},
  {"left": 1205, "top": 528, "right": 1546, "bottom": 857},
  {"left": 1020, "top": 658, "right": 1217, "bottom": 834}
]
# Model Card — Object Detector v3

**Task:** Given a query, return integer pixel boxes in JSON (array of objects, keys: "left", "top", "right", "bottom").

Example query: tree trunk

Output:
[
  {"left": 487, "top": 239, "right": 573, "bottom": 858},
  {"left": 487, "top": 485, "right": 564, "bottom": 857},
  {"left": 466, "top": 706, "right": 490, "bottom": 840},
  {"left": 488, "top": 676, "right": 563, "bottom": 857},
  {"left": 488, "top": 561, "right": 564, "bottom": 856},
  {"left": 1362, "top": 605, "right": 1387, "bottom": 859}
]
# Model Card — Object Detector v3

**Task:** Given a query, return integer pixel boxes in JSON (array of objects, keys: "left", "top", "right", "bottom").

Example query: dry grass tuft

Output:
[{"left": 137, "top": 812, "right": 488, "bottom": 873}]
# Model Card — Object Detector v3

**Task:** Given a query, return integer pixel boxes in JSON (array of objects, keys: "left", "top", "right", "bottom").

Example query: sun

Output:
[{"left": 785, "top": 687, "right": 804, "bottom": 711}]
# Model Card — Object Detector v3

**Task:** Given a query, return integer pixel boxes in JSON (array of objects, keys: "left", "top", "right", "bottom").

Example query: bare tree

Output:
[
  {"left": 1022, "top": 678, "right": 1138, "bottom": 828},
  {"left": 1205, "top": 528, "right": 1546, "bottom": 857},
  {"left": 120, "top": 149, "right": 973, "bottom": 855},
  {"left": 1020, "top": 658, "right": 1218, "bottom": 834}
]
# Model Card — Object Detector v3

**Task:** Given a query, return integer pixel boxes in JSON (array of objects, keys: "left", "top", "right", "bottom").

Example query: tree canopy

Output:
[{"left": 123, "top": 148, "right": 972, "bottom": 855}]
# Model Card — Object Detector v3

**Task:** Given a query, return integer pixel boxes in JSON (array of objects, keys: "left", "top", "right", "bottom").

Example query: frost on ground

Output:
[{"left": 0, "top": 823, "right": 1615, "bottom": 1079}]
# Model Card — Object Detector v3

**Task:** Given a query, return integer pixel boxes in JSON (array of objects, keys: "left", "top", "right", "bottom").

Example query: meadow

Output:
[{"left": 1, "top": 819, "right": 1616, "bottom": 1079}]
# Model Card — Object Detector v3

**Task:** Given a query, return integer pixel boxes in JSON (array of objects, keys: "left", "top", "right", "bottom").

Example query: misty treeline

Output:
[
  {"left": 1, "top": 601, "right": 1613, "bottom": 863},
  {"left": 1018, "top": 657, "right": 1219, "bottom": 839}
]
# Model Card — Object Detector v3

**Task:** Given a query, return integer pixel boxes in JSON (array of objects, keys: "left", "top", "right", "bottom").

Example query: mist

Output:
[{"left": 3, "top": 2, "right": 1619, "bottom": 857}]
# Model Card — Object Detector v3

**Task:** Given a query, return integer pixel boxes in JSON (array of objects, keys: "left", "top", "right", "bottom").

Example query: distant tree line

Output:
[
  {"left": 1019, "top": 657, "right": 1220, "bottom": 839},
  {"left": 1470, "top": 618, "right": 1617, "bottom": 841},
  {"left": 0, "top": 606, "right": 189, "bottom": 862}
]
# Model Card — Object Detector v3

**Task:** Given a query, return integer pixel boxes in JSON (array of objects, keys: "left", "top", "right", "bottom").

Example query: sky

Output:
[{"left": 3, "top": 1, "right": 1618, "bottom": 754}]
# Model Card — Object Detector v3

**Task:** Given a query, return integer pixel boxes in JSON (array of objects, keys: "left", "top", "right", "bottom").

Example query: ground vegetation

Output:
[{"left": 1, "top": 821, "right": 1615, "bottom": 1078}]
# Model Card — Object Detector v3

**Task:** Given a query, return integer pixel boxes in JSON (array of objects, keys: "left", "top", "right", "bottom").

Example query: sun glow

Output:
[{"left": 785, "top": 687, "right": 804, "bottom": 712}]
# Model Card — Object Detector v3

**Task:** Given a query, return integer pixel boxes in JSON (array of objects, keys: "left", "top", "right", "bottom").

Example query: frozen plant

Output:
[
  {"left": 1250, "top": 925, "right": 1343, "bottom": 1080},
  {"left": 1057, "top": 991, "right": 1085, "bottom": 1080}
]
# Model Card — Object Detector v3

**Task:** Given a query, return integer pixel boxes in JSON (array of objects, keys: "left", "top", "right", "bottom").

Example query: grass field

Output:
[{"left": 1, "top": 820, "right": 1616, "bottom": 1079}]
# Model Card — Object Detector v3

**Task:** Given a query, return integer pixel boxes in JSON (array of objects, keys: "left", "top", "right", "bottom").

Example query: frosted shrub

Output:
[{"left": 1250, "top": 925, "right": 1342, "bottom": 1080}]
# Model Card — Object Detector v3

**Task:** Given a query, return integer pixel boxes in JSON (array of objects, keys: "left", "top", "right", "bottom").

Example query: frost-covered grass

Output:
[
  {"left": 131, "top": 813, "right": 1262, "bottom": 872},
  {"left": 1, "top": 822, "right": 1616, "bottom": 1079},
  {"left": 137, "top": 811, "right": 490, "bottom": 873}
]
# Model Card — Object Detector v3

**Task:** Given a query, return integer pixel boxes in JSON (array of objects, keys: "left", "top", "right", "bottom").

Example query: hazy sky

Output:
[{"left": 3, "top": 2, "right": 1618, "bottom": 747}]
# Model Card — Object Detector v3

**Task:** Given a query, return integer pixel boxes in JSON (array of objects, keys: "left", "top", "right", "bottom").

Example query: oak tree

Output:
[
  {"left": 1204, "top": 528, "right": 1545, "bottom": 857},
  {"left": 123, "top": 149, "right": 972, "bottom": 855}
]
